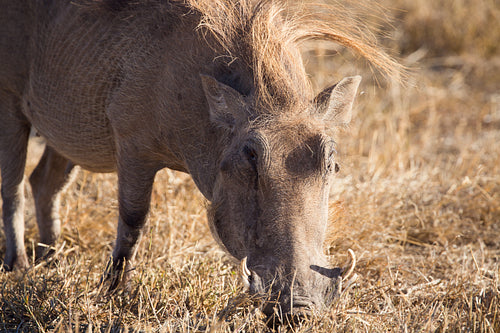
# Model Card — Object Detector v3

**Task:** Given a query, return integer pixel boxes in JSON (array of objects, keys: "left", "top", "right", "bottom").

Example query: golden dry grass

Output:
[{"left": 1, "top": 0, "right": 499, "bottom": 331}]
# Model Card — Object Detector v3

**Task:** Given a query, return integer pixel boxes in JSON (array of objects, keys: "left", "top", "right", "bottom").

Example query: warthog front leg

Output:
[
  {"left": 0, "top": 107, "right": 30, "bottom": 271},
  {"left": 29, "top": 145, "right": 75, "bottom": 260},
  {"left": 105, "top": 157, "right": 158, "bottom": 291}
]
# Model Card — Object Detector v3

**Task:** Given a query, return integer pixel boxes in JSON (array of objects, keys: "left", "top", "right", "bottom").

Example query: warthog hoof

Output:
[
  {"left": 3, "top": 252, "right": 29, "bottom": 272},
  {"left": 100, "top": 257, "right": 133, "bottom": 293}
]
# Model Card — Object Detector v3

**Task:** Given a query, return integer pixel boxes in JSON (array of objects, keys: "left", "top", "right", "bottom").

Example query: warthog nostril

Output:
[
  {"left": 285, "top": 309, "right": 311, "bottom": 325},
  {"left": 265, "top": 306, "right": 312, "bottom": 328},
  {"left": 260, "top": 294, "right": 316, "bottom": 321}
]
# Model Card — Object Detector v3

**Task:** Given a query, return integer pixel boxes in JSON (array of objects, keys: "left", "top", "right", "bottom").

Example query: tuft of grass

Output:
[{"left": 1, "top": 0, "right": 499, "bottom": 331}]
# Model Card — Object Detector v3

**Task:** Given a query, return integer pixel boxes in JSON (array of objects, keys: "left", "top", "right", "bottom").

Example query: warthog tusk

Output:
[
  {"left": 239, "top": 256, "right": 251, "bottom": 291},
  {"left": 242, "top": 257, "right": 251, "bottom": 276},
  {"left": 342, "top": 249, "right": 356, "bottom": 281}
]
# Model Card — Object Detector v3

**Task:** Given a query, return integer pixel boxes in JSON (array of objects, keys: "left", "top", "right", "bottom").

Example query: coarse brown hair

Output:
[
  {"left": 93, "top": 0, "right": 402, "bottom": 109},
  {"left": 189, "top": 0, "right": 402, "bottom": 106}
]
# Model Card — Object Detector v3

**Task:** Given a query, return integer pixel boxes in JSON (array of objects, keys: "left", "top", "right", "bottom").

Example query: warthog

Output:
[{"left": 0, "top": 0, "right": 397, "bottom": 318}]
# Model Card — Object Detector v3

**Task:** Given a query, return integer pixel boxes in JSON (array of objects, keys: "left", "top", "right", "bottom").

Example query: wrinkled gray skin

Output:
[{"left": 0, "top": 1, "right": 361, "bottom": 316}]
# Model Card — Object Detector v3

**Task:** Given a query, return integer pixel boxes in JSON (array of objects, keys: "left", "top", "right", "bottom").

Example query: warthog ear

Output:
[
  {"left": 200, "top": 74, "right": 248, "bottom": 130},
  {"left": 314, "top": 75, "right": 361, "bottom": 126}
]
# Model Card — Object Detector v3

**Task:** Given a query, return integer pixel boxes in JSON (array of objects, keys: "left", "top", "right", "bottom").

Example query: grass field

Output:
[{"left": 1, "top": 0, "right": 499, "bottom": 331}]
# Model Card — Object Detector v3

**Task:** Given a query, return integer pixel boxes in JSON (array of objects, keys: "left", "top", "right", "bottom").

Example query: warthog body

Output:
[{"left": 0, "top": 0, "right": 396, "bottom": 317}]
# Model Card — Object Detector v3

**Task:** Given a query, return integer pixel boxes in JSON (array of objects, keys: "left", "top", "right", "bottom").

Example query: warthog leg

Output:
[
  {"left": 106, "top": 156, "right": 158, "bottom": 291},
  {"left": 29, "top": 145, "right": 75, "bottom": 260},
  {"left": 0, "top": 98, "right": 31, "bottom": 271}
]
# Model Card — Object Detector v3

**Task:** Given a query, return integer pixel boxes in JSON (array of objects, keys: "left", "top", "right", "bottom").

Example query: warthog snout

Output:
[{"left": 239, "top": 256, "right": 342, "bottom": 317}]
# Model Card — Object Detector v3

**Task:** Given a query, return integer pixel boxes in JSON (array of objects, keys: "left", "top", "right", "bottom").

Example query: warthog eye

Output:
[
  {"left": 243, "top": 145, "right": 258, "bottom": 169},
  {"left": 220, "top": 144, "right": 259, "bottom": 180}
]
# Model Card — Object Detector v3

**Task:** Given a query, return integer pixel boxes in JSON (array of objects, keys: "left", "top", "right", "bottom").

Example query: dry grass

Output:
[{"left": 1, "top": 0, "right": 499, "bottom": 331}]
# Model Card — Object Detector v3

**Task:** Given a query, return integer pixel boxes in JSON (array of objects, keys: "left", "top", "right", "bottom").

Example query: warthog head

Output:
[{"left": 201, "top": 74, "right": 361, "bottom": 318}]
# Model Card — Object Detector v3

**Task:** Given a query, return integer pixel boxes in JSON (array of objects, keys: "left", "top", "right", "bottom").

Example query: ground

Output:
[{"left": 1, "top": 0, "right": 499, "bottom": 331}]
